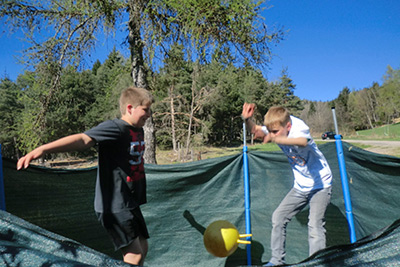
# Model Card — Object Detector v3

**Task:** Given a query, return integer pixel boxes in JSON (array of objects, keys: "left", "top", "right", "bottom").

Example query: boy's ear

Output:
[
  {"left": 286, "top": 121, "right": 292, "bottom": 132},
  {"left": 126, "top": 104, "right": 134, "bottom": 114}
]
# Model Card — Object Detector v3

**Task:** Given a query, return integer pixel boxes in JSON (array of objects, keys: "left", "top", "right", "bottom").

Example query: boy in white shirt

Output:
[{"left": 242, "top": 103, "right": 332, "bottom": 266}]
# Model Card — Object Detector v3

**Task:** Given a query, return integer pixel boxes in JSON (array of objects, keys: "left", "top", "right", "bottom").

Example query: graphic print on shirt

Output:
[
  {"left": 127, "top": 129, "right": 145, "bottom": 182},
  {"left": 281, "top": 146, "right": 306, "bottom": 167}
]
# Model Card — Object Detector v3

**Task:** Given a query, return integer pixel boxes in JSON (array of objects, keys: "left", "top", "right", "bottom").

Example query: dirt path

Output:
[{"left": 318, "top": 139, "right": 400, "bottom": 157}]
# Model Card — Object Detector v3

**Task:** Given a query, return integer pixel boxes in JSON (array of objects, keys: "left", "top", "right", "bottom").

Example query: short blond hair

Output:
[
  {"left": 119, "top": 87, "right": 154, "bottom": 115},
  {"left": 264, "top": 106, "right": 291, "bottom": 128}
]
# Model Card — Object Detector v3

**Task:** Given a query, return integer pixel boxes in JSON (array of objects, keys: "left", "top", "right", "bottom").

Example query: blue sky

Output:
[
  {"left": 1, "top": 0, "right": 399, "bottom": 102},
  {"left": 264, "top": 0, "right": 400, "bottom": 101}
]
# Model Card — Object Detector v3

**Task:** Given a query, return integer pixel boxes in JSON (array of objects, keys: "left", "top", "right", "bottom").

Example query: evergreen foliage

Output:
[
  {"left": 0, "top": 50, "right": 308, "bottom": 158},
  {"left": 1, "top": 54, "right": 399, "bottom": 160}
]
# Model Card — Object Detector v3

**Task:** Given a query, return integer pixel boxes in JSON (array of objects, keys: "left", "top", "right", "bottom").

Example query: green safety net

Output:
[
  {"left": 1, "top": 142, "right": 400, "bottom": 266},
  {"left": 0, "top": 209, "right": 130, "bottom": 266}
]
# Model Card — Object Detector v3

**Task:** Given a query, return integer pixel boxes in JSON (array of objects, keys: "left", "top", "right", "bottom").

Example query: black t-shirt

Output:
[{"left": 84, "top": 119, "right": 146, "bottom": 213}]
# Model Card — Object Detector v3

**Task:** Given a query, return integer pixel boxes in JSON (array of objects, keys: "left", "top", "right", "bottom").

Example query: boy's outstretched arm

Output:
[
  {"left": 270, "top": 136, "right": 308, "bottom": 147},
  {"left": 17, "top": 133, "right": 95, "bottom": 170}
]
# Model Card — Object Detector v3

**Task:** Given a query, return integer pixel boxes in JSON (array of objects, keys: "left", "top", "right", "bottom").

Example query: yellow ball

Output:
[{"left": 203, "top": 220, "right": 240, "bottom": 257}]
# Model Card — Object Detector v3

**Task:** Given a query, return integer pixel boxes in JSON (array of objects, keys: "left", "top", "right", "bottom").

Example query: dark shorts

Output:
[{"left": 97, "top": 208, "right": 149, "bottom": 251}]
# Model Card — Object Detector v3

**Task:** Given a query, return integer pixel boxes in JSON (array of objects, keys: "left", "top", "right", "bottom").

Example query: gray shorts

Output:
[{"left": 97, "top": 208, "right": 149, "bottom": 251}]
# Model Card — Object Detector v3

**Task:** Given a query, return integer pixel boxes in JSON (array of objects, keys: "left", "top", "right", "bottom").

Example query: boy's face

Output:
[
  {"left": 123, "top": 103, "right": 152, "bottom": 127},
  {"left": 267, "top": 122, "right": 291, "bottom": 138}
]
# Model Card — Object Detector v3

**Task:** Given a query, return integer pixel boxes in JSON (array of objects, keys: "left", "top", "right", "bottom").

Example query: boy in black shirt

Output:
[{"left": 17, "top": 87, "right": 154, "bottom": 266}]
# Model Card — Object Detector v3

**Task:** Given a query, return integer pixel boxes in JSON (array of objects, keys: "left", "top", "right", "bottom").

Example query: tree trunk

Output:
[
  {"left": 13, "top": 137, "right": 21, "bottom": 159},
  {"left": 143, "top": 116, "right": 157, "bottom": 164},
  {"left": 128, "top": 0, "right": 157, "bottom": 164},
  {"left": 184, "top": 69, "right": 197, "bottom": 156},
  {"left": 184, "top": 94, "right": 194, "bottom": 156},
  {"left": 366, "top": 114, "right": 374, "bottom": 129},
  {"left": 169, "top": 84, "right": 178, "bottom": 152}
]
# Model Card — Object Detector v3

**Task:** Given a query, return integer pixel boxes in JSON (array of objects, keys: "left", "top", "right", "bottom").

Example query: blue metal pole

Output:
[
  {"left": 243, "top": 123, "right": 252, "bottom": 265},
  {"left": 0, "top": 144, "right": 6, "bottom": 211},
  {"left": 331, "top": 108, "right": 356, "bottom": 243}
]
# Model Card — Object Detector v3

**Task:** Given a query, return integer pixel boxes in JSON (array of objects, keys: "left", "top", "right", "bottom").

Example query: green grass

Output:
[
  {"left": 246, "top": 142, "right": 281, "bottom": 152},
  {"left": 354, "top": 123, "right": 400, "bottom": 140},
  {"left": 199, "top": 142, "right": 281, "bottom": 157}
]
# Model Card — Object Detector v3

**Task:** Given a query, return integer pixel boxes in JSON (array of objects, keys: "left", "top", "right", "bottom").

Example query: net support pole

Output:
[
  {"left": 243, "top": 123, "right": 252, "bottom": 265},
  {"left": 331, "top": 108, "right": 356, "bottom": 243},
  {"left": 0, "top": 144, "right": 6, "bottom": 211}
]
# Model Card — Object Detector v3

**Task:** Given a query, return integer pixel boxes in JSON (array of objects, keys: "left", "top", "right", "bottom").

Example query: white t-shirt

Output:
[{"left": 262, "top": 116, "right": 332, "bottom": 192}]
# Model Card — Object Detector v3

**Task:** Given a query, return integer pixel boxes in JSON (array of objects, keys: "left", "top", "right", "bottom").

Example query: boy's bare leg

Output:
[{"left": 121, "top": 236, "right": 148, "bottom": 266}]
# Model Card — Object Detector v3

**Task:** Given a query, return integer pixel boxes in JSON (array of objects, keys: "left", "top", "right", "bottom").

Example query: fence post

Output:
[
  {"left": 243, "top": 123, "right": 252, "bottom": 265},
  {"left": 331, "top": 108, "right": 356, "bottom": 243}
]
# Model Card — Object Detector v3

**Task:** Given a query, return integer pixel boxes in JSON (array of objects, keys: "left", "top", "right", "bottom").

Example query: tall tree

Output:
[
  {"left": 1, "top": 0, "right": 124, "bottom": 155},
  {"left": 47, "top": 67, "right": 97, "bottom": 138},
  {"left": 126, "top": 0, "right": 285, "bottom": 158},
  {"left": 151, "top": 44, "right": 193, "bottom": 152},
  {"left": 0, "top": 78, "right": 23, "bottom": 158},
  {"left": 202, "top": 62, "right": 266, "bottom": 144},
  {"left": 348, "top": 87, "right": 378, "bottom": 130},
  {"left": 1, "top": 0, "right": 284, "bottom": 163},
  {"left": 378, "top": 65, "right": 400, "bottom": 123},
  {"left": 184, "top": 62, "right": 213, "bottom": 155},
  {"left": 16, "top": 66, "right": 55, "bottom": 153},
  {"left": 85, "top": 49, "right": 131, "bottom": 126},
  {"left": 274, "top": 70, "right": 303, "bottom": 116},
  {"left": 300, "top": 101, "right": 333, "bottom": 134}
]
